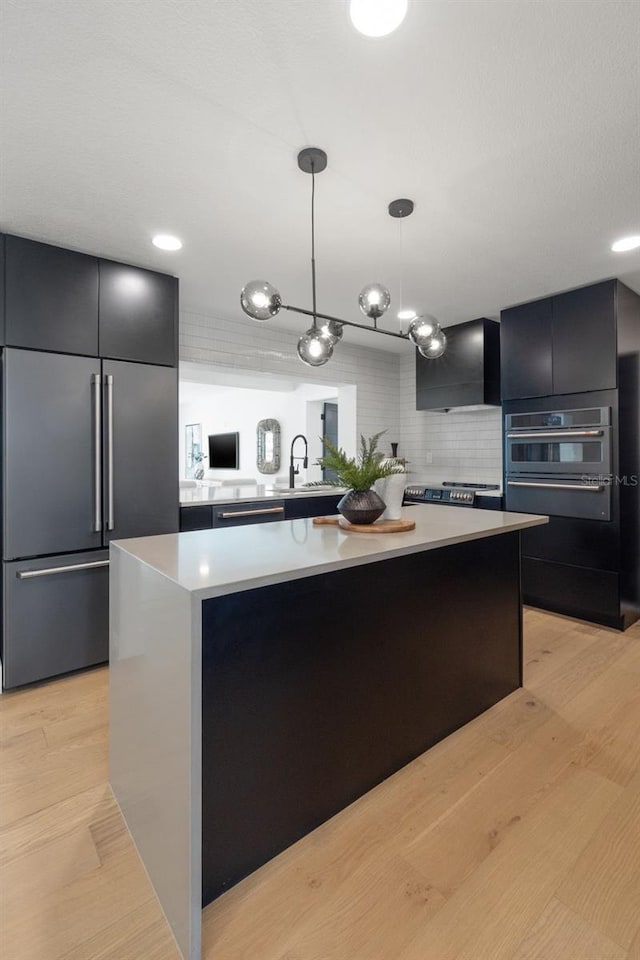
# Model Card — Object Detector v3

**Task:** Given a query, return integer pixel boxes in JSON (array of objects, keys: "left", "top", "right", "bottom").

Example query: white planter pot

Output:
[{"left": 374, "top": 472, "right": 406, "bottom": 521}]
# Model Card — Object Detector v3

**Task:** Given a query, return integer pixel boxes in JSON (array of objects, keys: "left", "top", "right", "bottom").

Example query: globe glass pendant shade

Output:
[
  {"left": 408, "top": 314, "right": 438, "bottom": 347},
  {"left": 240, "top": 280, "right": 282, "bottom": 321},
  {"left": 418, "top": 328, "right": 447, "bottom": 359},
  {"left": 358, "top": 283, "right": 391, "bottom": 320},
  {"left": 349, "top": 0, "right": 408, "bottom": 37},
  {"left": 319, "top": 319, "right": 344, "bottom": 343},
  {"left": 297, "top": 327, "right": 334, "bottom": 366}
]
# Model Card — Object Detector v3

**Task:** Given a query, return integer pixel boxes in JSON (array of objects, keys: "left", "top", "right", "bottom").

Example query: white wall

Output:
[
  {"left": 178, "top": 309, "right": 503, "bottom": 487},
  {"left": 179, "top": 309, "right": 401, "bottom": 458},
  {"left": 398, "top": 353, "right": 503, "bottom": 485}
]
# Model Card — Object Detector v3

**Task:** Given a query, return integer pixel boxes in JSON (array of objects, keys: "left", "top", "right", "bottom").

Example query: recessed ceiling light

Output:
[
  {"left": 152, "top": 234, "right": 182, "bottom": 251},
  {"left": 611, "top": 235, "right": 640, "bottom": 253},
  {"left": 398, "top": 309, "right": 417, "bottom": 321},
  {"left": 349, "top": 0, "right": 408, "bottom": 37}
]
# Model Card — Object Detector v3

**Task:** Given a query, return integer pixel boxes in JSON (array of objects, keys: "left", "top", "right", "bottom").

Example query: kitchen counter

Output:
[
  {"left": 180, "top": 483, "right": 348, "bottom": 507},
  {"left": 110, "top": 507, "right": 547, "bottom": 960},
  {"left": 118, "top": 505, "right": 544, "bottom": 598}
]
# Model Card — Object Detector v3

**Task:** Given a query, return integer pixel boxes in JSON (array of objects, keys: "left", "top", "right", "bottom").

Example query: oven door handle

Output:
[
  {"left": 507, "top": 480, "right": 604, "bottom": 492},
  {"left": 506, "top": 429, "right": 604, "bottom": 439}
]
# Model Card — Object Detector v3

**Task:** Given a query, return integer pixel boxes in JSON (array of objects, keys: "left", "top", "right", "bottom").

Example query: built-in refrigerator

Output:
[{"left": 2, "top": 347, "right": 178, "bottom": 688}]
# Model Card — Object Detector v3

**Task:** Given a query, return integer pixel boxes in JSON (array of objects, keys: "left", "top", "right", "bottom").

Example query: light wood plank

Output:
[
  {"left": 555, "top": 768, "right": 640, "bottom": 949},
  {"left": 396, "top": 767, "right": 621, "bottom": 960},
  {"left": 511, "top": 897, "right": 626, "bottom": 960}
]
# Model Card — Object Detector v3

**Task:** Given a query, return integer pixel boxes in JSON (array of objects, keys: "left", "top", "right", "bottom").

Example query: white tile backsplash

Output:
[
  {"left": 398, "top": 353, "right": 503, "bottom": 485},
  {"left": 179, "top": 312, "right": 503, "bottom": 485},
  {"left": 180, "top": 310, "right": 401, "bottom": 453}
]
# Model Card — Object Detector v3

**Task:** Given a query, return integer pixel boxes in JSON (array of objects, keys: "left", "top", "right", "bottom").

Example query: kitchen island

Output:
[{"left": 109, "top": 506, "right": 547, "bottom": 960}]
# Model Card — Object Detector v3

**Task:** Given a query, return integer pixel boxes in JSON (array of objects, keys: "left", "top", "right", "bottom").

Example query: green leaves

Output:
[{"left": 318, "top": 431, "right": 404, "bottom": 492}]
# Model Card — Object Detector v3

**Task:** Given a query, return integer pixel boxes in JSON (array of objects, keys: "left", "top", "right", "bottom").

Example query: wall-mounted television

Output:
[{"left": 208, "top": 432, "right": 239, "bottom": 469}]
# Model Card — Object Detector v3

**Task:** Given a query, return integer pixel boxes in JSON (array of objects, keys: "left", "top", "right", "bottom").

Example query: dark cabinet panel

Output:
[
  {"left": 102, "top": 360, "right": 179, "bottom": 542},
  {"left": 5, "top": 236, "right": 99, "bottom": 355},
  {"left": 210, "top": 500, "right": 285, "bottom": 528},
  {"left": 552, "top": 281, "right": 617, "bottom": 395},
  {"left": 416, "top": 318, "right": 500, "bottom": 410},
  {"left": 3, "top": 550, "right": 109, "bottom": 689},
  {"left": 0, "top": 234, "right": 5, "bottom": 345},
  {"left": 99, "top": 260, "right": 178, "bottom": 366},
  {"left": 3, "top": 349, "right": 103, "bottom": 560},
  {"left": 180, "top": 506, "right": 213, "bottom": 531},
  {"left": 522, "top": 557, "right": 620, "bottom": 627},
  {"left": 284, "top": 494, "right": 342, "bottom": 519},
  {"left": 500, "top": 299, "right": 553, "bottom": 400}
]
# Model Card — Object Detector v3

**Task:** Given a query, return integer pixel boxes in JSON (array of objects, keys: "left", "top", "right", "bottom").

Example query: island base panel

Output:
[{"left": 201, "top": 531, "right": 521, "bottom": 905}]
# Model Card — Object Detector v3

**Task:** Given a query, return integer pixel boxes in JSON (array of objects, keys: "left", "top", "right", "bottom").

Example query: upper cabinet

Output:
[
  {"left": 99, "top": 260, "right": 178, "bottom": 367},
  {"left": 416, "top": 318, "right": 500, "bottom": 411},
  {"left": 500, "top": 298, "right": 553, "bottom": 400},
  {"left": 3, "top": 236, "right": 178, "bottom": 366},
  {"left": 501, "top": 280, "right": 618, "bottom": 400},
  {"left": 551, "top": 281, "right": 617, "bottom": 395},
  {"left": 5, "top": 235, "right": 99, "bottom": 355}
]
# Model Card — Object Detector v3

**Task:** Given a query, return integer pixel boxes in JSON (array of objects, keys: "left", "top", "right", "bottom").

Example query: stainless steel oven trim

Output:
[
  {"left": 507, "top": 481, "right": 604, "bottom": 493},
  {"left": 506, "top": 429, "right": 603, "bottom": 439}
]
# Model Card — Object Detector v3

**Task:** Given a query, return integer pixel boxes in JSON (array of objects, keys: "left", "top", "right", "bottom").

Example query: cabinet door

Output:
[
  {"left": 500, "top": 299, "right": 553, "bottom": 400},
  {"left": 99, "top": 260, "right": 178, "bottom": 366},
  {"left": 5, "top": 236, "right": 99, "bottom": 355},
  {"left": 210, "top": 500, "right": 285, "bottom": 527},
  {"left": 3, "top": 349, "right": 103, "bottom": 560},
  {"left": 103, "top": 360, "right": 178, "bottom": 542},
  {"left": 3, "top": 550, "right": 109, "bottom": 689},
  {"left": 283, "top": 495, "right": 342, "bottom": 519},
  {"left": 0, "top": 234, "right": 5, "bottom": 345},
  {"left": 552, "top": 281, "right": 617, "bottom": 395}
]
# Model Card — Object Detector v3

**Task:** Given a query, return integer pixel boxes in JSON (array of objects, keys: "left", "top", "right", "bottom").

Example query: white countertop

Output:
[
  {"left": 180, "top": 484, "right": 348, "bottom": 507},
  {"left": 112, "top": 506, "right": 547, "bottom": 600}
]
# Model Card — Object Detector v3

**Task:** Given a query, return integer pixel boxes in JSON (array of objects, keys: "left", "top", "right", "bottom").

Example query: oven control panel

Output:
[{"left": 404, "top": 486, "right": 475, "bottom": 506}]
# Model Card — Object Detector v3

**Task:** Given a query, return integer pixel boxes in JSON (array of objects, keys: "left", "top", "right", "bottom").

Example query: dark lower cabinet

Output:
[
  {"left": 99, "top": 260, "right": 178, "bottom": 366},
  {"left": 522, "top": 558, "right": 620, "bottom": 628},
  {"left": 2, "top": 551, "right": 109, "bottom": 689},
  {"left": 4, "top": 235, "right": 99, "bottom": 356},
  {"left": 179, "top": 494, "right": 342, "bottom": 531},
  {"left": 283, "top": 494, "right": 342, "bottom": 519}
]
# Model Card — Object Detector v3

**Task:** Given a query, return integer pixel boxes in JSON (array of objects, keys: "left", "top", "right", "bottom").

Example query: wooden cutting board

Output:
[{"left": 313, "top": 516, "right": 416, "bottom": 534}]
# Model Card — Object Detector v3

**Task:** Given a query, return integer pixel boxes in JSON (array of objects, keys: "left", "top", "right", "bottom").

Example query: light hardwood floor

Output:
[{"left": 1, "top": 608, "right": 639, "bottom": 960}]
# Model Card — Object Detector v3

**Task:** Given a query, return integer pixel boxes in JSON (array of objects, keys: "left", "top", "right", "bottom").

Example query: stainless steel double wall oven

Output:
[{"left": 505, "top": 406, "right": 612, "bottom": 521}]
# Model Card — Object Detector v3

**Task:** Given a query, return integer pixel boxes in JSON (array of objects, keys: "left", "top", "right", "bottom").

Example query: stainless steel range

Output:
[{"left": 404, "top": 481, "right": 502, "bottom": 510}]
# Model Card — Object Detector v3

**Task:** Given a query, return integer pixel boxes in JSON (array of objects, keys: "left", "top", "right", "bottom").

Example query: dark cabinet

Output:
[
  {"left": 500, "top": 299, "right": 553, "bottom": 400},
  {"left": 0, "top": 234, "right": 5, "bottom": 345},
  {"left": 180, "top": 506, "right": 214, "bottom": 532},
  {"left": 501, "top": 281, "right": 618, "bottom": 400},
  {"left": 416, "top": 318, "right": 500, "bottom": 411},
  {"left": 5, "top": 235, "right": 99, "bottom": 355},
  {"left": 210, "top": 500, "right": 285, "bottom": 527},
  {"left": 99, "top": 260, "right": 178, "bottom": 366},
  {"left": 551, "top": 281, "right": 617, "bottom": 394},
  {"left": 102, "top": 360, "right": 179, "bottom": 542},
  {"left": 284, "top": 494, "right": 342, "bottom": 519}
]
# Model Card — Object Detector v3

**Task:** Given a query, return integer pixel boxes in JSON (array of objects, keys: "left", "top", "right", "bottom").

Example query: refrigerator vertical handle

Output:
[
  {"left": 92, "top": 373, "right": 102, "bottom": 532},
  {"left": 106, "top": 374, "right": 115, "bottom": 531}
]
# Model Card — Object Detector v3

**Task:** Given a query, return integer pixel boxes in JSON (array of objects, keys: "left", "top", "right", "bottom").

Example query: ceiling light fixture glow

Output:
[
  {"left": 398, "top": 309, "right": 417, "bottom": 321},
  {"left": 349, "top": 0, "right": 408, "bottom": 37},
  {"left": 611, "top": 235, "right": 640, "bottom": 253},
  {"left": 152, "top": 233, "right": 182, "bottom": 251}
]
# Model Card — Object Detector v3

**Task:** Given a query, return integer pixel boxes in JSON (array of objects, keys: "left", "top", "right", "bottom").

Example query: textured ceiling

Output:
[{"left": 1, "top": 0, "right": 639, "bottom": 352}]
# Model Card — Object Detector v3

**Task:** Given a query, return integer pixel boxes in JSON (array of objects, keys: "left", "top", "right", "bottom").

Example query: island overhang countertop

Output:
[{"left": 112, "top": 505, "right": 547, "bottom": 599}]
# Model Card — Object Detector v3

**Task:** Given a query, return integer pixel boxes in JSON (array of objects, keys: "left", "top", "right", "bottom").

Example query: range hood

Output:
[{"left": 415, "top": 317, "right": 501, "bottom": 412}]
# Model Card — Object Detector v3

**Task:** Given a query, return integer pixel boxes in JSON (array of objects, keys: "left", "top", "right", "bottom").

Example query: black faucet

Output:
[{"left": 289, "top": 434, "right": 309, "bottom": 488}]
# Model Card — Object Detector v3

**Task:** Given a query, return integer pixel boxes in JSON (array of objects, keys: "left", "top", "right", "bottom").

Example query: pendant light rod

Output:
[
  {"left": 311, "top": 165, "right": 318, "bottom": 330},
  {"left": 281, "top": 303, "right": 410, "bottom": 340}
]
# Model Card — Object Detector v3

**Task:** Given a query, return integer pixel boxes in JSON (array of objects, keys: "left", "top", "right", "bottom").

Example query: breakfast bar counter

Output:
[{"left": 109, "top": 506, "right": 547, "bottom": 960}]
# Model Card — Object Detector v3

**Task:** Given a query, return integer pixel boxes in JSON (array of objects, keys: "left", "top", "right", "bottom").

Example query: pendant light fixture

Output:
[{"left": 240, "top": 147, "right": 447, "bottom": 365}]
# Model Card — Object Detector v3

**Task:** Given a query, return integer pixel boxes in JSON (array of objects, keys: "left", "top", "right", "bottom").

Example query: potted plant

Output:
[{"left": 319, "top": 431, "right": 405, "bottom": 525}]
